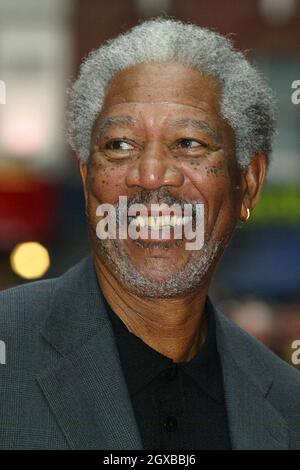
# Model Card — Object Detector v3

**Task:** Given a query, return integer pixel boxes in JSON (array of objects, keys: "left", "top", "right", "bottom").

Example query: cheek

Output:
[
  {"left": 88, "top": 160, "right": 128, "bottom": 205},
  {"left": 179, "top": 155, "right": 239, "bottom": 231},
  {"left": 180, "top": 154, "right": 233, "bottom": 199}
]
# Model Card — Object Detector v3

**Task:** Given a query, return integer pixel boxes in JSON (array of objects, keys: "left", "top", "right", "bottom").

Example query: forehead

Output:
[{"left": 101, "top": 62, "right": 222, "bottom": 117}]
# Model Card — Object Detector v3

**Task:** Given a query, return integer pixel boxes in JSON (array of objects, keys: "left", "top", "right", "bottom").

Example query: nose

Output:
[{"left": 125, "top": 141, "right": 184, "bottom": 190}]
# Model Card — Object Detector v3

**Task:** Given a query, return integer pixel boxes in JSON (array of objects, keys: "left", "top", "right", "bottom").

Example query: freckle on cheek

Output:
[{"left": 205, "top": 165, "right": 224, "bottom": 177}]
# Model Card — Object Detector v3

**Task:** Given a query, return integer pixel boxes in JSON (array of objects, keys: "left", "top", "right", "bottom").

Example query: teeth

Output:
[
  {"left": 132, "top": 216, "right": 145, "bottom": 227},
  {"left": 130, "top": 215, "right": 192, "bottom": 228}
]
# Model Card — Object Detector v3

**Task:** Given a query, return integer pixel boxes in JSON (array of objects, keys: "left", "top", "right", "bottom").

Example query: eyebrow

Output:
[
  {"left": 95, "top": 115, "right": 220, "bottom": 144},
  {"left": 169, "top": 118, "right": 220, "bottom": 143},
  {"left": 95, "top": 116, "right": 138, "bottom": 139}
]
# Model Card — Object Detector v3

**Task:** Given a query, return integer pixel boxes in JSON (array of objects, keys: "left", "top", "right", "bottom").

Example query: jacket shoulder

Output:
[
  {"left": 0, "top": 254, "right": 94, "bottom": 332},
  {"left": 0, "top": 278, "right": 57, "bottom": 330}
]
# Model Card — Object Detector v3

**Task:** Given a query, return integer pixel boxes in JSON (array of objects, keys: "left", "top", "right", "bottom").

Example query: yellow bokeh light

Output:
[{"left": 10, "top": 242, "right": 50, "bottom": 280}]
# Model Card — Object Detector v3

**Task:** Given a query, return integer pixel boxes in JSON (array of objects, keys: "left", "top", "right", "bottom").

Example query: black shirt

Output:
[{"left": 104, "top": 296, "right": 231, "bottom": 450}]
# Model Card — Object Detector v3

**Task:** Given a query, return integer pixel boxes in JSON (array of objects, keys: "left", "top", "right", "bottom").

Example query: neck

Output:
[{"left": 94, "top": 256, "right": 210, "bottom": 362}]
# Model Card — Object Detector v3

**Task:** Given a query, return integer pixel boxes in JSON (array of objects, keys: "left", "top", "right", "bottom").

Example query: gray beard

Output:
[
  {"left": 87, "top": 188, "right": 226, "bottom": 299},
  {"left": 93, "top": 233, "right": 224, "bottom": 299}
]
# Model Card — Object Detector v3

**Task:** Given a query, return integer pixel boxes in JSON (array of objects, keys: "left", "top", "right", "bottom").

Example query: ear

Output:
[
  {"left": 79, "top": 161, "right": 89, "bottom": 202},
  {"left": 239, "top": 153, "right": 268, "bottom": 222}
]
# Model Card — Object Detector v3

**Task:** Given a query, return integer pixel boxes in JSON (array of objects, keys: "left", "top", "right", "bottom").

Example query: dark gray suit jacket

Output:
[{"left": 0, "top": 254, "right": 300, "bottom": 450}]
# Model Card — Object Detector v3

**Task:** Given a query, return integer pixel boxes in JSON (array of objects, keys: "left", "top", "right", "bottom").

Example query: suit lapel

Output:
[
  {"left": 219, "top": 348, "right": 289, "bottom": 449},
  {"left": 214, "top": 303, "right": 289, "bottom": 450},
  {"left": 38, "top": 255, "right": 143, "bottom": 450}
]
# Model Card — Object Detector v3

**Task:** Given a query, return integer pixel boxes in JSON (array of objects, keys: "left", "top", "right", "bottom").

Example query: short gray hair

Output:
[{"left": 67, "top": 17, "right": 276, "bottom": 170}]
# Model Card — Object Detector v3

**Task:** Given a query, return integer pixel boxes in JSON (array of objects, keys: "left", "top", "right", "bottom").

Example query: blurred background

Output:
[{"left": 0, "top": 0, "right": 299, "bottom": 368}]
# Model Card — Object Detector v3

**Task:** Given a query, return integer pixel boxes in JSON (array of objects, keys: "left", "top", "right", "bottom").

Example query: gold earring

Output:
[{"left": 245, "top": 207, "right": 250, "bottom": 222}]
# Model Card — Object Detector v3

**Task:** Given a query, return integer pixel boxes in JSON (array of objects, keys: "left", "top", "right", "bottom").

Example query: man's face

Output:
[{"left": 80, "top": 62, "right": 243, "bottom": 298}]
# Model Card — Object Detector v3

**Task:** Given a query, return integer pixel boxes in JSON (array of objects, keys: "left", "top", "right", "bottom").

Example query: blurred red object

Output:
[{"left": 0, "top": 169, "right": 61, "bottom": 251}]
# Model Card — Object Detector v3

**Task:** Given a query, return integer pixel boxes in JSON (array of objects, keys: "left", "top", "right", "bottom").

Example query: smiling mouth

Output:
[
  {"left": 127, "top": 213, "right": 192, "bottom": 244},
  {"left": 129, "top": 214, "right": 192, "bottom": 229}
]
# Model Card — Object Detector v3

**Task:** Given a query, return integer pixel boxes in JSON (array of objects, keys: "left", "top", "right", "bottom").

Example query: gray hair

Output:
[{"left": 67, "top": 17, "right": 276, "bottom": 170}]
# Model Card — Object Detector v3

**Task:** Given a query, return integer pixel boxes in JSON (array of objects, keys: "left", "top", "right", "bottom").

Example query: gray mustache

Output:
[{"left": 114, "top": 188, "right": 201, "bottom": 222}]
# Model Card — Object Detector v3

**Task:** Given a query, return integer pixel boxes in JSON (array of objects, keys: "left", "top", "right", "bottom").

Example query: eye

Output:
[
  {"left": 105, "top": 139, "right": 135, "bottom": 151},
  {"left": 176, "top": 138, "right": 208, "bottom": 149}
]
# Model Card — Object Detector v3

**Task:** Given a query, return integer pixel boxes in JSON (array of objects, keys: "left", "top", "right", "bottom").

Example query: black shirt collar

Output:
[{"left": 104, "top": 296, "right": 223, "bottom": 403}]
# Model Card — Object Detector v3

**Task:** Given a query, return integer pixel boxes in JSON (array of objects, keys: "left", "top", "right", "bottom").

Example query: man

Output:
[{"left": 0, "top": 18, "right": 300, "bottom": 450}]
